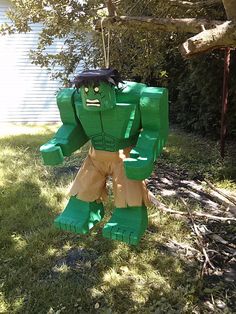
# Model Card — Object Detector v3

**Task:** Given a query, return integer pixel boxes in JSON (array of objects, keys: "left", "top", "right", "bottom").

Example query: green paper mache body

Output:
[{"left": 40, "top": 69, "right": 168, "bottom": 245}]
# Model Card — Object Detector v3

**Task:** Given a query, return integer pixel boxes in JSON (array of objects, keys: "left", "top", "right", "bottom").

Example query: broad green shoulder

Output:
[{"left": 116, "top": 81, "right": 146, "bottom": 103}]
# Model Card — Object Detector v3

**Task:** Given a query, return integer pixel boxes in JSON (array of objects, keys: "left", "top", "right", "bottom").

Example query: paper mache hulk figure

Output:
[{"left": 40, "top": 68, "right": 168, "bottom": 245}]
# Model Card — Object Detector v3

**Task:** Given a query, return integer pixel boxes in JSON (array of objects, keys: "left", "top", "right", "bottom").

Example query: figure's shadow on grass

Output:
[{"left": 0, "top": 166, "right": 116, "bottom": 312}]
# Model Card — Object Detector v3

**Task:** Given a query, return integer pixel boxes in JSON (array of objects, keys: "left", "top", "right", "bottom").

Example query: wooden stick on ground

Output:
[
  {"left": 180, "top": 198, "right": 215, "bottom": 276},
  {"left": 149, "top": 195, "right": 236, "bottom": 222},
  {"left": 204, "top": 179, "right": 236, "bottom": 206}
]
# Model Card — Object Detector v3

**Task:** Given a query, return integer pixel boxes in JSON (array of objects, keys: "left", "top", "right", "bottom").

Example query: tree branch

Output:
[
  {"left": 169, "top": 0, "right": 222, "bottom": 8},
  {"left": 106, "top": 0, "right": 117, "bottom": 16},
  {"left": 181, "top": 21, "right": 236, "bottom": 57},
  {"left": 95, "top": 16, "right": 236, "bottom": 57},
  {"left": 95, "top": 16, "right": 224, "bottom": 34}
]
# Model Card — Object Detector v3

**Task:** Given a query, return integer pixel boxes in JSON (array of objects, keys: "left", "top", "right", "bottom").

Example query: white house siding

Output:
[{"left": 0, "top": 0, "right": 65, "bottom": 122}]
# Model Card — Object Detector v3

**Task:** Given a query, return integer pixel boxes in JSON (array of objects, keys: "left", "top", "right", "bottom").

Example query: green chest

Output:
[{"left": 75, "top": 102, "right": 141, "bottom": 151}]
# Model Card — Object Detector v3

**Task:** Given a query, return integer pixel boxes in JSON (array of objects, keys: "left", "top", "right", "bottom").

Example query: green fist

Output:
[
  {"left": 40, "top": 141, "right": 64, "bottom": 166},
  {"left": 124, "top": 148, "right": 153, "bottom": 180}
]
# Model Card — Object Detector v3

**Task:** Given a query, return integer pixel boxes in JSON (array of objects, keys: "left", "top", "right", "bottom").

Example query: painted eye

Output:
[
  {"left": 84, "top": 87, "right": 89, "bottom": 93},
  {"left": 94, "top": 86, "right": 99, "bottom": 93}
]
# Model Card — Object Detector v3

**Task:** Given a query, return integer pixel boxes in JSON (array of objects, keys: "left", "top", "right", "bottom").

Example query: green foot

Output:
[
  {"left": 54, "top": 196, "right": 104, "bottom": 234},
  {"left": 102, "top": 206, "right": 148, "bottom": 245}
]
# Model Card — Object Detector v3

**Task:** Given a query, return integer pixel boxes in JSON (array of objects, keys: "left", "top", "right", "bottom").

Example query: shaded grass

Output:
[
  {"left": 0, "top": 125, "right": 235, "bottom": 313},
  {"left": 162, "top": 128, "right": 236, "bottom": 189}
]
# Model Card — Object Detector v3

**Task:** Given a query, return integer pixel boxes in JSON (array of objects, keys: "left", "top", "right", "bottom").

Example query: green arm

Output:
[
  {"left": 124, "top": 87, "right": 169, "bottom": 180},
  {"left": 40, "top": 88, "right": 89, "bottom": 166}
]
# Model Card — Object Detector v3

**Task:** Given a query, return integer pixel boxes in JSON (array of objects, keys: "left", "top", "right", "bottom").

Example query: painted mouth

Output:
[{"left": 86, "top": 99, "right": 100, "bottom": 107}]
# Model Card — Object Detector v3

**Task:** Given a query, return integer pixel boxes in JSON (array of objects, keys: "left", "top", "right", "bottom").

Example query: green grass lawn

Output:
[{"left": 0, "top": 125, "right": 235, "bottom": 313}]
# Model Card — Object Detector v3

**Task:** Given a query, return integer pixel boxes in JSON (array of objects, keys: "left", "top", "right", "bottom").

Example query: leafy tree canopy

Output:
[{"left": 0, "top": 0, "right": 225, "bottom": 82}]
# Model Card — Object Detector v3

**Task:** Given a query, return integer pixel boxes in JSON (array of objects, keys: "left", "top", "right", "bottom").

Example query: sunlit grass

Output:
[{"left": 0, "top": 124, "right": 235, "bottom": 313}]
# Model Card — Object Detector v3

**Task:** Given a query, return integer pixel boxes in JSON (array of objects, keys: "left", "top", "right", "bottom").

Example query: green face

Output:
[{"left": 80, "top": 81, "right": 116, "bottom": 111}]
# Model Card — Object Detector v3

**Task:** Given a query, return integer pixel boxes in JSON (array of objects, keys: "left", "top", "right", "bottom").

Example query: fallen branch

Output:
[
  {"left": 149, "top": 195, "right": 236, "bottom": 222},
  {"left": 177, "top": 179, "right": 236, "bottom": 212},
  {"left": 207, "top": 233, "right": 236, "bottom": 249},
  {"left": 180, "top": 198, "right": 215, "bottom": 275},
  {"left": 168, "top": 239, "right": 199, "bottom": 254},
  {"left": 204, "top": 179, "right": 236, "bottom": 206}
]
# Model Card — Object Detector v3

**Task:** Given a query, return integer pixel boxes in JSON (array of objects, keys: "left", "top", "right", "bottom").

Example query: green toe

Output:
[
  {"left": 122, "top": 230, "right": 132, "bottom": 244},
  {"left": 102, "top": 206, "right": 148, "bottom": 245},
  {"left": 54, "top": 196, "right": 104, "bottom": 234},
  {"left": 115, "top": 229, "right": 124, "bottom": 242},
  {"left": 129, "top": 232, "right": 139, "bottom": 245}
]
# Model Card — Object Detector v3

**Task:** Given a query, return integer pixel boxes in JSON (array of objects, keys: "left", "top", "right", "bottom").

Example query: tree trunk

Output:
[{"left": 222, "top": 0, "right": 236, "bottom": 20}]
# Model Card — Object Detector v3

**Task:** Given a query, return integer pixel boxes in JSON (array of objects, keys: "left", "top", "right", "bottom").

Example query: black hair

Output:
[{"left": 73, "top": 68, "right": 123, "bottom": 89}]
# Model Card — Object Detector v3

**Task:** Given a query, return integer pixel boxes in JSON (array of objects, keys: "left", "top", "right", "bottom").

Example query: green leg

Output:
[
  {"left": 54, "top": 196, "right": 104, "bottom": 234},
  {"left": 102, "top": 206, "right": 148, "bottom": 245}
]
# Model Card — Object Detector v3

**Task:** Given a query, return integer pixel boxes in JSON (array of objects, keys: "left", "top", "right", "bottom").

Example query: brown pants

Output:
[{"left": 69, "top": 147, "right": 151, "bottom": 208}]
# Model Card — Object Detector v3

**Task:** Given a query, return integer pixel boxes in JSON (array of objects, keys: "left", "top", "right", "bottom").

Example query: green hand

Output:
[
  {"left": 40, "top": 141, "right": 64, "bottom": 166},
  {"left": 124, "top": 148, "right": 153, "bottom": 180}
]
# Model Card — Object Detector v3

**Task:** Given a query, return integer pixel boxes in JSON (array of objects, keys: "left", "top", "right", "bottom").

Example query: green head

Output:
[
  {"left": 74, "top": 69, "right": 122, "bottom": 111},
  {"left": 80, "top": 81, "right": 116, "bottom": 111}
]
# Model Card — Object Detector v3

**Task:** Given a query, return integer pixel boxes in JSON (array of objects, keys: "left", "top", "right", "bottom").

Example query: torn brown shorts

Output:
[{"left": 69, "top": 146, "right": 151, "bottom": 208}]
